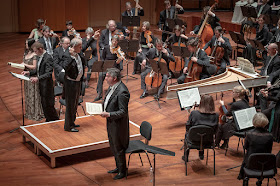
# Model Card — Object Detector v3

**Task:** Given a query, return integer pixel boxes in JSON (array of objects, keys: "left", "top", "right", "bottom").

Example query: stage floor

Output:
[{"left": 20, "top": 115, "right": 142, "bottom": 168}]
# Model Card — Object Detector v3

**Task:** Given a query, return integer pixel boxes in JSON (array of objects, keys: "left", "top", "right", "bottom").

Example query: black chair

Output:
[
  {"left": 125, "top": 121, "right": 153, "bottom": 177},
  {"left": 184, "top": 125, "right": 216, "bottom": 176},
  {"left": 243, "top": 153, "right": 277, "bottom": 186},
  {"left": 225, "top": 131, "right": 246, "bottom": 156},
  {"left": 59, "top": 81, "right": 86, "bottom": 118}
]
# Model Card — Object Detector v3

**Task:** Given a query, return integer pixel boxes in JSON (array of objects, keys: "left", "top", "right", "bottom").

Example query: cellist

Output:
[
  {"left": 177, "top": 38, "right": 211, "bottom": 84},
  {"left": 203, "top": 26, "right": 232, "bottom": 74},
  {"left": 190, "top": 6, "right": 220, "bottom": 36},
  {"left": 133, "top": 21, "right": 156, "bottom": 75},
  {"left": 139, "top": 39, "right": 175, "bottom": 99},
  {"left": 166, "top": 25, "right": 188, "bottom": 47}
]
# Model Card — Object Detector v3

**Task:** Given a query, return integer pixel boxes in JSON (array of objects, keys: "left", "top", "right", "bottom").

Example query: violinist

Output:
[
  {"left": 215, "top": 86, "right": 250, "bottom": 149},
  {"left": 28, "top": 18, "right": 44, "bottom": 41},
  {"left": 158, "top": 0, "right": 184, "bottom": 42},
  {"left": 190, "top": 6, "right": 220, "bottom": 36},
  {"left": 203, "top": 26, "right": 232, "bottom": 74},
  {"left": 139, "top": 39, "right": 175, "bottom": 99},
  {"left": 38, "top": 26, "right": 59, "bottom": 56},
  {"left": 62, "top": 20, "right": 80, "bottom": 39},
  {"left": 94, "top": 35, "right": 125, "bottom": 102},
  {"left": 166, "top": 25, "right": 188, "bottom": 46},
  {"left": 177, "top": 38, "right": 211, "bottom": 84},
  {"left": 99, "top": 20, "right": 124, "bottom": 58},
  {"left": 82, "top": 27, "right": 100, "bottom": 87},
  {"left": 133, "top": 21, "right": 156, "bottom": 75}
]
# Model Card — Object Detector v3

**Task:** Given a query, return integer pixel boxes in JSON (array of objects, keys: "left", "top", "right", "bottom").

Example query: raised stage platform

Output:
[{"left": 19, "top": 115, "right": 142, "bottom": 168}]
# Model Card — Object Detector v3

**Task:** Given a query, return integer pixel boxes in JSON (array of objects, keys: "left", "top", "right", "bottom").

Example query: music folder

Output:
[
  {"left": 177, "top": 87, "right": 201, "bottom": 110},
  {"left": 91, "top": 60, "right": 115, "bottom": 73},
  {"left": 118, "top": 39, "right": 140, "bottom": 53},
  {"left": 121, "top": 16, "right": 140, "bottom": 27},
  {"left": 233, "top": 107, "right": 256, "bottom": 131}
]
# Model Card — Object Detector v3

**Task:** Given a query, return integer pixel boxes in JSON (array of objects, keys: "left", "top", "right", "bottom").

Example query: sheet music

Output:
[
  {"left": 10, "top": 72, "right": 30, "bottom": 81},
  {"left": 8, "top": 62, "right": 25, "bottom": 70},
  {"left": 233, "top": 107, "right": 256, "bottom": 130},
  {"left": 86, "top": 102, "right": 103, "bottom": 115},
  {"left": 177, "top": 87, "right": 200, "bottom": 109}
]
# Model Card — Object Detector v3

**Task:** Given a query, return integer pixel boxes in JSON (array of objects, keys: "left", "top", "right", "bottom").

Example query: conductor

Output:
[{"left": 100, "top": 68, "right": 130, "bottom": 180}]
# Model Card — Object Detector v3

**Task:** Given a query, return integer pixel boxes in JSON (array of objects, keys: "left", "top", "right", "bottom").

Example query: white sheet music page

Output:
[
  {"left": 10, "top": 72, "right": 30, "bottom": 81},
  {"left": 8, "top": 62, "right": 25, "bottom": 70},
  {"left": 86, "top": 102, "right": 103, "bottom": 115},
  {"left": 177, "top": 87, "right": 201, "bottom": 109},
  {"left": 233, "top": 107, "right": 256, "bottom": 130}
]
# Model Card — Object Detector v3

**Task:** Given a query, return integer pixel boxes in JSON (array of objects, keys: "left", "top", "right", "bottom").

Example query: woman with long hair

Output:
[{"left": 28, "top": 18, "right": 45, "bottom": 41}]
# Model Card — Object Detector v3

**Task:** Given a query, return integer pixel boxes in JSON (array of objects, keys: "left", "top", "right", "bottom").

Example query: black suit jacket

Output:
[
  {"left": 62, "top": 51, "right": 86, "bottom": 81},
  {"left": 145, "top": 47, "right": 175, "bottom": 68},
  {"left": 243, "top": 127, "right": 273, "bottom": 165},
  {"left": 62, "top": 29, "right": 69, "bottom": 37},
  {"left": 260, "top": 54, "right": 280, "bottom": 78},
  {"left": 203, "top": 35, "right": 232, "bottom": 65},
  {"left": 104, "top": 81, "right": 130, "bottom": 151},
  {"left": 53, "top": 46, "right": 68, "bottom": 80},
  {"left": 82, "top": 37, "right": 98, "bottom": 62},
  {"left": 255, "top": 24, "right": 269, "bottom": 45},
  {"left": 257, "top": 3, "right": 271, "bottom": 15},
  {"left": 158, "top": 6, "right": 184, "bottom": 30},
  {"left": 270, "top": 28, "right": 280, "bottom": 43},
  {"left": 122, "top": 8, "right": 144, "bottom": 16},
  {"left": 38, "top": 36, "right": 59, "bottom": 51}
]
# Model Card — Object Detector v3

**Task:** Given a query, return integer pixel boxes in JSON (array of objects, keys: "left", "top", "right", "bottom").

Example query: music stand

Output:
[
  {"left": 145, "top": 58, "right": 169, "bottom": 109},
  {"left": 90, "top": 60, "right": 115, "bottom": 101},
  {"left": 122, "top": 16, "right": 140, "bottom": 27},
  {"left": 118, "top": 39, "right": 139, "bottom": 82}
]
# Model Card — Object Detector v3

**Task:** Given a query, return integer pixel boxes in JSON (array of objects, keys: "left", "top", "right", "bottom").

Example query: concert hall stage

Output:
[{"left": 19, "top": 116, "right": 142, "bottom": 168}]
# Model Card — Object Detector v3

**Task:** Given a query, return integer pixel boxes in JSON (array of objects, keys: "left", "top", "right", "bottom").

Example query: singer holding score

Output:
[{"left": 100, "top": 68, "right": 130, "bottom": 180}]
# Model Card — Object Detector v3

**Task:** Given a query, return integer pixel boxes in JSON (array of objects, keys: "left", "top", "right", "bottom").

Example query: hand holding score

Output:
[{"left": 100, "top": 112, "right": 110, "bottom": 118}]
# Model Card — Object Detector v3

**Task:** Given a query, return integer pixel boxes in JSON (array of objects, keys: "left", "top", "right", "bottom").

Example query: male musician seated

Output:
[
  {"left": 82, "top": 27, "right": 100, "bottom": 87},
  {"left": 140, "top": 39, "right": 175, "bottom": 99},
  {"left": 38, "top": 25, "right": 59, "bottom": 56},
  {"left": 269, "top": 18, "right": 280, "bottom": 43},
  {"left": 177, "top": 38, "right": 213, "bottom": 84},
  {"left": 53, "top": 36, "right": 70, "bottom": 84},
  {"left": 158, "top": 0, "right": 184, "bottom": 42},
  {"left": 258, "top": 43, "right": 280, "bottom": 111},
  {"left": 94, "top": 35, "right": 124, "bottom": 102},
  {"left": 122, "top": 1, "right": 144, "bottom": 17},
  {"left": 203, "top": 26, "right": 232, "bottom": 74}
]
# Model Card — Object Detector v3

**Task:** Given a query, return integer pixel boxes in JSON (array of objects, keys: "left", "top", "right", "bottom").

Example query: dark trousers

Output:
[
  {"left": 216, "top": 60, "right": 227, "bottom": 75},
  {"left": 96, "top": 72, "right": 106, "bottom": 97},
  {"left": 39, "top": 78, "right": 59, "bottom": 122},
  {"left": 86, "top": 58, "right": 97, "bottom": 81},
  {"left": 215, "top": 120, "right": 237, "bottom": 145},
  {"left": 64, "top": 78, "right": 81, "bottom": 131}
]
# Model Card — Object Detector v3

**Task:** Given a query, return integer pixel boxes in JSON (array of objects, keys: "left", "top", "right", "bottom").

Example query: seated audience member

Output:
[{"left": 238, "top": 112, "right": 273, "bottom": 180}]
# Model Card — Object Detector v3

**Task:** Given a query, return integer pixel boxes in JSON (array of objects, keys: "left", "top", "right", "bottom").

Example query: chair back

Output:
[
  {"left": 188, "top": 125, "right": 215, "bottom": 149},
  {"left": 247, "top": 153, "right": 277, "bottom": 177},
  {"left": 140, "top": 121, "right": 152, "bottom": 144}
]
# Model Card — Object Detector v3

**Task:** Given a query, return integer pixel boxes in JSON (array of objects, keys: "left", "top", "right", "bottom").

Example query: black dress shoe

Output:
[
  {"left": 70, "top": 128, "right": 79, "bottom": 132},
  {"left": 93, "top": 95, "right": 102, "bottom": 102},
  {"left": 108, "top": 168, "right": 118, "bottom": 174},
  {"left": 140, "top": 92, "right": 148, "bottom": 99},
  {"left": 74, "top": 124, "right": 80, "bottom": 128},
  {"left": 113, "top": 172, "right": 126, "bottom": 180}
]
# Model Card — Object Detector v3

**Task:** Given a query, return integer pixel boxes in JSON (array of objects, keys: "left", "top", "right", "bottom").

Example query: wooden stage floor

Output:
[
  {"left": 20, "top": 116, "right": 142, "bottom": 168},
  {"left": 0, "top": 11, "right": 280, "bottom": 186}
]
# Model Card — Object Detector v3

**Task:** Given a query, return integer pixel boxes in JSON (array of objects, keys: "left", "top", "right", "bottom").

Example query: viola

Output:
[
  {"left": 144, "top": 30, "right": 153, "bottom": 46},
  {"left": 110, "top": 45, "right": 127, "bottom": 64},
  {"left": 145, "top": 57, "right": 165, "bottom": 88}
]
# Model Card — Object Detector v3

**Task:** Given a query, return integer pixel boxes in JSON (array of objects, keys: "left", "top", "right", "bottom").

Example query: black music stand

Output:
[
  {"left": 118, "top": 39, "right": 139, "bottom": 82},
  {"left": 122, "top": 16, "right": 140, "bottom": 27},
  {"left": 229, "top": 31, "right": 247, "bottom": 65},
  {"left": 90, "top": 60, "right": 115, "bottom": 101},
  {"left": 9, "top": 72, "right": 27, "bottom": 132},
  {"left": 145, "top": 58, "right": 169, "bottom": 109}
]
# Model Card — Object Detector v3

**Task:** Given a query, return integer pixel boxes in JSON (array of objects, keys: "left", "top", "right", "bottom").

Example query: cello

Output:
[
  {"left": 209, "top": 28, "right": 225, "bottom": 73},
  {"left": 145, "top": 55, "right": 165, "bottom": 88},
  {"left": 195, "top": 0, "right": 219, "bottom": 55}
]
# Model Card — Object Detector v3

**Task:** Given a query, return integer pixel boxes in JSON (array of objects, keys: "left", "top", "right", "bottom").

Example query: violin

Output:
[
  {"left": 67, "top": 28, "right": 81, "bottom": 39},
  {"left": 112, "top": 29, "right": 124, "bottom": 38},
  {"left": 110, "top": 45, "right": 127, "bottom": 64},
  {"left": 144, "top": 30, "right": 153, "bottom": 47},
  {"left": 145, "top": 57, "right": 165, "bottom": 88}
]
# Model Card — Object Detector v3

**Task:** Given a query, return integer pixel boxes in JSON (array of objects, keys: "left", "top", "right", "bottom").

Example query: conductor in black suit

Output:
[
  {"left": 203, "top": 26, "right": 232, "bottom": 74},
  {"left": 38, "top": 26, "right": 59, "bottom": 56},
  {"left": 53, "top": 36, "right": 70, "bottom": 83},
  {"left": 62, "top": 38, "right": 86, "bottom": 132},
  {"left": 22, "top": 42, "right": 59, "bottom": 122},
  {"left": 100, "top": 68, "right": 130, "bottom": 180},
  {"left": 159, "top": 0, "right": 184, "bottom": 42}
]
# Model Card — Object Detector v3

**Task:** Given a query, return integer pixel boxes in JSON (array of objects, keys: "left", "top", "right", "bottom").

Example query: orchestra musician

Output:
[
  {"left": 94, "top": 35, "right": 125, "bottom": 102},
  {"left": 62, "top": 20, "right": 80, "bottom": 39},
  {"left": 215, "top": 86, "right": 250, "bottom": 149},
  {"left": 133, "top": 21, "right": 156, "bottom": 75},
  {"left": 53, "top": 37, "right": 70, "bottom": 84},
  {"left": 139, "top": 39, "right": 175, "bottom": 99},
  {"left": 166, "top": 25, "right": 188, "bottom": 46},
  {"left": 38, "top": 26, "right": 59, "bottom": 56},
  {"left": 82, "top": 27, "right": 100, "bottom": 86},
  {"left": 158, "top": 0, "right": 184, "bottom": 42},
  {"left": 258, "top": 43, "right": 280, "bottom": 111},
  {"left": 62, "top": 38, "right": 86, "bottom": 132},
  {"left": 203, "top": 26, "right": 232, "bottom": 74},
  {"left": 99, "top": 20, "right": 124, "bottom": 59},
  {"left": 28, "top": 18, "right": 44, "bottom": 41},
  {"left": 190, "top": 6, "right": 220, "bottom": 35},
  {"left": 177, "top": 38, "right": 213, "bottom": 84},
  {"left": 122, "top": 1, "right": 144, "bottom": 17},
  {"left": 268, "top": 18, "right": 280, "bottom": 43},
  {"left": 21, "top": 42, "right": 59, "bottom": 122}
]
